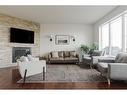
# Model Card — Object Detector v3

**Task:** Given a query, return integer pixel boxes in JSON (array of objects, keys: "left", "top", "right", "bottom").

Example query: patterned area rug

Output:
[{"left": 17, "top": 64, "right": 107, "bottom": 83}]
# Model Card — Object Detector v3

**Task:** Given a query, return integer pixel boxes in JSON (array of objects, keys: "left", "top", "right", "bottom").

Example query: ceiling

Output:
[{"left": 0, "top": 6, "right": 117, "bottom": 24}]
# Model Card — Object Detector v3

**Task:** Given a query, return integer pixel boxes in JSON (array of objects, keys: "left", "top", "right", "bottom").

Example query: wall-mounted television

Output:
[{"left": 10, "top": 27, "right": 34, "bottom": 44}]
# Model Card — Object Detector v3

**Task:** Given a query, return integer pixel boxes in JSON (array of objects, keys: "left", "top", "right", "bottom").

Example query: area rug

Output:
[{"left": 17, "top": 64, "right": 107, "bottom": 83}]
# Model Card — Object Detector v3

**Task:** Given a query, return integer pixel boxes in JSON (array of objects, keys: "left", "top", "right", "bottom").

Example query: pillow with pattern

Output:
[
  {"left": 70, "top": 51, "right": 77, "bottom": 57},
  {"left": 52, "top": 51, "right": 59, "bottom": 58}
]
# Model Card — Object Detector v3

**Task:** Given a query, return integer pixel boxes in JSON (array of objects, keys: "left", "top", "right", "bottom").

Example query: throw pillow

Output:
[
  {"left": 70, "top": 51, "right": 77, "bottom": 57},
  {"left": 52, "top": 51, "right": 59, "bottom": 58},
  {"left": 115, "top": 53, "right": 127, "bottom": 63},
  {"left": 20, "top": 56, "right": 29, "bottom": 62},
  {"left": 27, "top": 54, "right": 34, "bottom": 61},
  {"left": 58, "top": 51, "right": 64, "bottom": 58},
  {"left": 64, "top": 51, "right": 70, "bottom": 57},
  {"left": 115, "top": 53, "right": 120, "bottom": 62}
]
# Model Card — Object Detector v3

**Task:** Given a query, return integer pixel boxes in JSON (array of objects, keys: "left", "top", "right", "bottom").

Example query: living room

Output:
[{"left": 0, "top": 5, "right": 127, "bottom": 90}]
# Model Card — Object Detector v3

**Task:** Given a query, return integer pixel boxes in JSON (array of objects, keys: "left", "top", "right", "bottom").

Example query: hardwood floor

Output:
[{"left": 0, "top": 66, "right": 127, "bottom": 89}]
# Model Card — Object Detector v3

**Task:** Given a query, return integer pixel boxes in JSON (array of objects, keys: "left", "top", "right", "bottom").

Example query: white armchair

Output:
[
  {"left": 82, "top": 50, "right": 106, "bottom": 69},
  {"left": 17, "top": 59, "right": 46, "bottom": 83}
]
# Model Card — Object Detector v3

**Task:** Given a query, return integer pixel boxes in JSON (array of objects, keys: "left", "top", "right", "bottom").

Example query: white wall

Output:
[
  {"left": 93, "top": 6, "right": 127, "bottom": 44},
  {"left": 40, "top": 24, "right": 93, "bottom": 57}
]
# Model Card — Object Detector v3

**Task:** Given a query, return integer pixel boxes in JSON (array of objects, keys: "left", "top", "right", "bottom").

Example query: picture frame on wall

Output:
[{"left": 55, "top": 35, "right": 70, "bottom": 45}]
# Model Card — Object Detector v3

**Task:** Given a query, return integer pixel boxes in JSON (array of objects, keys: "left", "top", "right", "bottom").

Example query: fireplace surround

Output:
[{"left": 12, "top": 47, "right": 31, "bottom": 63}]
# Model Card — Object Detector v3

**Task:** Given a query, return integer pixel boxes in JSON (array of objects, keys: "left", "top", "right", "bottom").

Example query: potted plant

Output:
[
  {"left": 80, "top": 45, "right": 89, "bottom": 54},
  {"left": 80, "top": 43, "right": 98, "bottom": 57},
  {"left": 89, "top": 43, "right": 98, "bottom": 56},
  {"left": 80, "top": 45, "right": 90, "bottom": 57}
]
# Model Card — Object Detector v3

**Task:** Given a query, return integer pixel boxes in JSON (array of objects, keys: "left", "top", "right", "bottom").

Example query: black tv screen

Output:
[{"left": 10, "top": 28, "right": 34, "bottom": 44}]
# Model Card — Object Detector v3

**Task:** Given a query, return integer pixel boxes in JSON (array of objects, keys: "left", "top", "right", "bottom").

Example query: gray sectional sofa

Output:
[{"left": 97, "top": 52, "right": 127, "bottom": 85}]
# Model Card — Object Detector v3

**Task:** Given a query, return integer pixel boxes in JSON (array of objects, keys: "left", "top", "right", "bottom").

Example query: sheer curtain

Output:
[
  {"left": 101, "top": 23, "right": 109, "bottom": 55},
  {"left": 110, "top": 17, "right": 122, "bottom": 56}
]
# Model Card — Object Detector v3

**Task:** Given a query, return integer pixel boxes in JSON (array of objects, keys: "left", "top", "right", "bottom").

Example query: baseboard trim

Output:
[{"left": 0, "top": 63, "right": 17, "bottom": 68}]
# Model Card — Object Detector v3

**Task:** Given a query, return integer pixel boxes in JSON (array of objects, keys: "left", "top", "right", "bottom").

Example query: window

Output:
[
  {"left": 99, "top": 12, "right": 127, "bottom": 56},
  {"left": 124, "top": 14, "right": 127, "bottom": 51},
  {"left": 101, "top": 23, "right": 109, "bottom": 49},
  {"left": 110, "top": 17, "right": 122, "bottom": 55}
]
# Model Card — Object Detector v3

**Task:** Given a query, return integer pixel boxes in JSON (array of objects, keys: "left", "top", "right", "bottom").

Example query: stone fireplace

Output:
[{"left": 12, "top": 47, "right": 31, "bottom": 63}]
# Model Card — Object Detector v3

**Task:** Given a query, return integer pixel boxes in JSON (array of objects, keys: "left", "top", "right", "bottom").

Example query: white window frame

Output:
[
  {"left": 99, "top": 11, "right": 127, "bottom": 55},
  {"left": 99, "top": 23, "right": 110, "bottom": 51}
]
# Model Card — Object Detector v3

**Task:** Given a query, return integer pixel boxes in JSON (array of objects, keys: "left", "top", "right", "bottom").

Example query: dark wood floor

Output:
[{"left": 0, "top": 66, "right": 127, "bottom": 89}]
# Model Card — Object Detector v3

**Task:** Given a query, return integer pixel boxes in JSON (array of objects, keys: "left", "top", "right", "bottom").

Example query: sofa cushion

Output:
[
  {"left": 51, "top": 51, "right": 59, "bottom": 58},
  {"left": 70, "top": 51, "right": 77, "bottom": 57},
  {"left": 83, "top": 56, "right": 91, "bottom": 60},
  {"left": 50, "top": 57, "right": 64, "bottom": 61},
  {"left": 64, "top": 51, "right": 70, "bottom": 57},
  {"left": 58, "top": 51, "right": 64, "bottom": 58},
  {"left": 64, "top": 57, "right": 78, "bottom": 61},
  {"left": 115, "top": 53, "right": 127, "bottom": 63},
  {"left": 27, "top": 54, "right": 34, "bottom": 61}
]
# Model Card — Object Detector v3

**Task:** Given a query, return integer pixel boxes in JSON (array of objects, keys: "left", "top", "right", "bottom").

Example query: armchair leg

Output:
[
  {"left": 43, "top": 67, "right": 45, "bottom": 81},
  {"left": 23, "top": 69, "right": 27, "bottom": 84},
  {"left": 107, "top": 78, "right": 111, "bottom": 86},
  {"left": 90, "top": 63, "right": 93, "bottom": 69},
  {"left": 90, "top": 65, "right": 92, "bottom": 69}
]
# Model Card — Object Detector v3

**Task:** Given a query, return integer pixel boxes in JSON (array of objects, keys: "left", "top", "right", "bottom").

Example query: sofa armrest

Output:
[
  {"left": 76, "top": 54, "right": 79, "bottom": 61},
  {"left": 48, "top": 53, "right": 51, "bottom": 58},
  {"left": 48, "top": 53, "right": 52, "bottom": 63},
  {"left": 91, "top": 56, "right": 101, "bottom": 64},
  {"left": 76, "top": 54, "right": 79, "bottom": 58},
  {"left": 108, "top": 63, "right": 127, "bottom": 80},
  {"left": 98, "top": 57, "right": 115, "bottom": 63}
]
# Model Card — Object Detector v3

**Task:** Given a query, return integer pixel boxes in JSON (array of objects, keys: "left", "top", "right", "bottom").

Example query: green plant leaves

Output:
[{"left": 80, "top": 43, "right": 98, "bottom": 54}]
